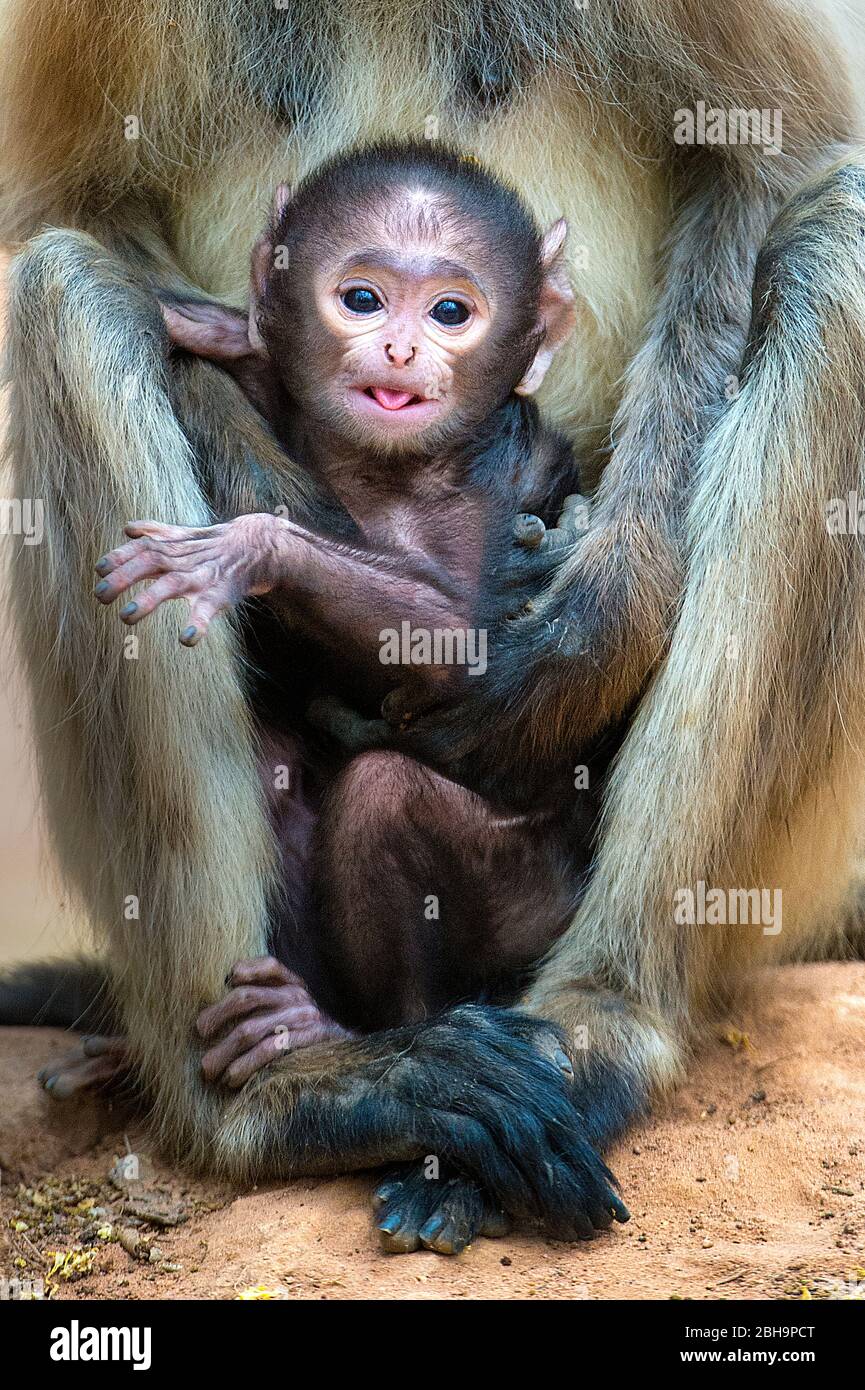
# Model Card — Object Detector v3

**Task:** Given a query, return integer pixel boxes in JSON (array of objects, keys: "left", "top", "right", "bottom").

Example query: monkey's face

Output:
[
  {"left": 323, "top": 247, "right": 493, "bottom": 446},
  {"left": 274, "top": 237, "right": 529, "bottom": 456}
]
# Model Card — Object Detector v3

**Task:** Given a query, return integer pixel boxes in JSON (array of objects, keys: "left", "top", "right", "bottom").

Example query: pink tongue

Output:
[{"left": 371, "top": 387, "right": 416, "bottom": 410}]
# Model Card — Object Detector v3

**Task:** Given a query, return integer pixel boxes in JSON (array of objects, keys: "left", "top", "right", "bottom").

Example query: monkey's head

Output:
[{"left": 252, "top": 142, "right": 576, "bottom": 456}]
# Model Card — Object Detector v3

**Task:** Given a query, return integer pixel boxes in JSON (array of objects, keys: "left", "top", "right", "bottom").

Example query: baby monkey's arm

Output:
[{"left": 93, "top": 512, "right": 475, "bottom": 704}]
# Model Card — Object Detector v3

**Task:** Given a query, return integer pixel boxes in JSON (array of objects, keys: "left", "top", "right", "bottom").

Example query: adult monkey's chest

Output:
[{"left": 172, "top": 0, "right": 670, "bottom": 449}]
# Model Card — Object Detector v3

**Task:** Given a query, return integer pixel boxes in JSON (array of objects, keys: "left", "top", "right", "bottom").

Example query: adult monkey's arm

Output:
[
  {"left": 476, "top": 2, "right": 856, "bottom": 752},
  {"left": 511, "top": 1, "right": 865, "bottom": 1211}
]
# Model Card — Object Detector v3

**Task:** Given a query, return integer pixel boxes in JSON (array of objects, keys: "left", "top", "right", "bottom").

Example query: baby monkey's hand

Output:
[
  {"left": 507, "top": 493, "right": 591, "bottom": 613},
  {"left": 94, "top": 513, "right": 283, "bottom": 644}
]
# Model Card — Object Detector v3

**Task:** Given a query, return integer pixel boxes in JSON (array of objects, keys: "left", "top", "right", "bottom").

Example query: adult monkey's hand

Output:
[
  {"left": 383, "top": 479, "right": 676, "bottom": 777},
  {"left": 512, "top": 484, "right": 682, "bottom": 746}
]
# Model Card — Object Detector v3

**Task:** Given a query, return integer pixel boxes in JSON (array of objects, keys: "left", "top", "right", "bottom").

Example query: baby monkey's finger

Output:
[
  {"left": 197, "top": 983, "right": 312, "bottom": 1039},
  {"left": 118, "top": 572, "right": 195, "bottom": 625},
  {"left": 124, "top": 519, "right": 213, "bottom": 541},
  {"left": 95, "top": 547, "right": 171, "bottom": 602},
  {"left": 227, "top": 957, "right": 307, "bottom": 989},
  {"left": 223, "top": 1034, "right": 293, "bottom": 1088},
  {"left": 538, "top": 495, "right": 592, "bottom": 553},
  {"left": 95, "top": 539, "right": 149, "bottom": 576},
  {"left": 181, "top": 591, "right": 231, "bottom": 645},
  {"left": 537, "top": 526, "right": 576, "bottom": 552}
]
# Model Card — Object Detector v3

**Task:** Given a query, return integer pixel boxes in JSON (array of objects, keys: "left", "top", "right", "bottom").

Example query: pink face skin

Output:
[{"left": 311, "top": 240, "right": 495, "bottom": 450}]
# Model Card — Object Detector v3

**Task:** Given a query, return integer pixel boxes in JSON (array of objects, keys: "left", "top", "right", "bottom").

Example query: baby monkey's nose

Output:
[{"left": 385, "top": 340, "right": 417, "bottom": 367}]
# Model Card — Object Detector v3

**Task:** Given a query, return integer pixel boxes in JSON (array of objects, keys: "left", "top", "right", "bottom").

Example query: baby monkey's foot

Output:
[
  {"left": 197, "top": 956, "right": 355, "bottom": 1087},
  {"left": 307, "top": 694, "right": 390, "bottom": 754},
  {"left": 94, "top": 513, "right": 284, "bottom": 645},
  {"left": 38, "top": 1034, "right": 129, "bottom": 1101},
  {"left": 380, "top": 680, "right": 444, "bottom": 730},
  {"left": 308, "top": 685, "right": 447, "bottom": 754}
]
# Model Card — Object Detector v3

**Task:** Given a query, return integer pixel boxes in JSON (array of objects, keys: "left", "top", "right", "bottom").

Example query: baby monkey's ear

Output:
[
  {"left": 514, "top": 218, "right": 577, "bottom": 397},
  {"left": 248, "top": 182, "right": 292, "bottom": 351}
]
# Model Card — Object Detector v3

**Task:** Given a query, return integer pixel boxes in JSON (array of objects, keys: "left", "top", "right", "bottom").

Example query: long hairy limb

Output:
[
  {"left": 526, "top": 153, "right": 865, "bottom": 1099},
  {"left": 3, "top": 223, "right": 291, "bottom": 1160}
]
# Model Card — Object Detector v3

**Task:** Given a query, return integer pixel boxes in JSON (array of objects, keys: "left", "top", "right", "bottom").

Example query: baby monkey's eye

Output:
[
  {"left": 430, "top": 298, "right": 470, "bottom": 327},
  {"left": 342, "top": 287, "right": 382, "bottom": 314}
]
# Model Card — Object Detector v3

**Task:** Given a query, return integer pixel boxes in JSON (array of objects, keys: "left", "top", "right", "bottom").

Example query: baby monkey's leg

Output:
[
  {"left": 312, "top": 750, "right": 579, "bottom": 1033},
  {"left": 39, "top": 1035, "right": 130, "bottom": 1101}
]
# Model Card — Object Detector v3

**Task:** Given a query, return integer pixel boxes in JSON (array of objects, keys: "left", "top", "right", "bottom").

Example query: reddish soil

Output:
[{"left": 1, "top": 961, "right": 862, "bottom": 1301}]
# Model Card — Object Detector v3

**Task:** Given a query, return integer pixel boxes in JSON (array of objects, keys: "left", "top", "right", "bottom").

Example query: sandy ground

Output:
[{"left": 0, "top": 960, "right": 862, "bottom": 1301}]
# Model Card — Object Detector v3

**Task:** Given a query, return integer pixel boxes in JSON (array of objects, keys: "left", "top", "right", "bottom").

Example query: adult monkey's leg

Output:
[
  {"left": 3, "top": 225, "right": 627, "bottom": 1237},
  {"left": 524, "top": 157, "right": 865, "bottom": 1102},
  {"left": 5, "top": 225, "right": 285, "bottom": 1160}
]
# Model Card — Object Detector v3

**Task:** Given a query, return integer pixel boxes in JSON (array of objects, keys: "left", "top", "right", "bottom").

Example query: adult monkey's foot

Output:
[
  {"left": 374, "top": 1162, "right": 511, "bottom": 1254},
  {"left": 197, "top": 956, "right": 356, "bottom": 1087},
  {"left": 349, "top": 1005, "right": 631, "bottom": 1244}
]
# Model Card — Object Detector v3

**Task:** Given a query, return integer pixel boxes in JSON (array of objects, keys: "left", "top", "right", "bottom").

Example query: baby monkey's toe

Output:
[
  {"left": 38, "top": 1034, "right": 129, "bottom": 1101},
  {"left": 197, "top": 955, "right": 355, "bottom": 1086}
]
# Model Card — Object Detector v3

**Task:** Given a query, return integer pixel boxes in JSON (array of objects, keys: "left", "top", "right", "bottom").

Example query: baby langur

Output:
[{"left": 94, "top": 143, "right": 597, "bottom": 1068}]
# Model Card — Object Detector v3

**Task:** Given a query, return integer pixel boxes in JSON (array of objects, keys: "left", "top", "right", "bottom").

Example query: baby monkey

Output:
[{"left": 95, "top": 142, "right": 596, "bottom": 1072}]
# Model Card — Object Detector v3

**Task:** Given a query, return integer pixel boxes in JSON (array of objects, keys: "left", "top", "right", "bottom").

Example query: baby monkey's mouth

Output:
[
  {"left": 364, "top": 385, "right": 425, "bottom": 410},
  {"left": 349, "top": 383, "right": 442, "bottom": 423}
]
